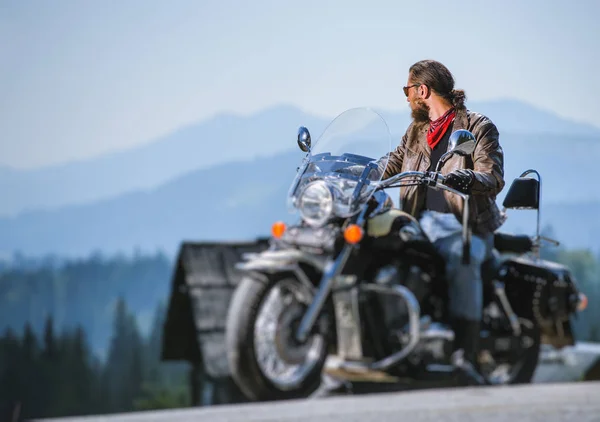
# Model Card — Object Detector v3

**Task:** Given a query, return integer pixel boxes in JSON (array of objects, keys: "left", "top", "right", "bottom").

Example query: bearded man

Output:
[{"left": 383, "top": 59, "right": 507, "bottom": 385}]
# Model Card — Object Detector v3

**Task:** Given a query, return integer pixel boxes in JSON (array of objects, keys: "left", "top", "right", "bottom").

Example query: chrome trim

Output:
[
  {"left": 332, "top": 286, "right": 364, "bottom": 360},
  {"left": 236, "top": 249, "right": 328, "bottom": 272},
  {"left": 298, "top": 180, "right": 335, "bottom": 228},
  {"left": 339, "top": 284, "right": 421, "bottom": 372},
  {"left": 379, "top": 170, "right": 425, "bottom": 187},
  {"left": 519, "top": 169, "right": 542, "bottom": 258},
  {"left": 493, "top": 280, "right": 522, "bottom": 336},
  {"left": 350, "top": 286, "right": 362, "bottom": 355},
  {"left": 421, "top": 324, "right": 455, "bottom": 342}
]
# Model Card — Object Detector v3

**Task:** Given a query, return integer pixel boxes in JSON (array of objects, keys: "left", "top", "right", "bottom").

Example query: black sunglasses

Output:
[{"left": 403, "top": 84, "right": 421, "bottom": 97}]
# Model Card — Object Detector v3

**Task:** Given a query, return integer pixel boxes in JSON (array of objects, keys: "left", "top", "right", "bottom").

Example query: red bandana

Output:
[{"left": 427, "top": 107, "right": 456, "bottom": 149}]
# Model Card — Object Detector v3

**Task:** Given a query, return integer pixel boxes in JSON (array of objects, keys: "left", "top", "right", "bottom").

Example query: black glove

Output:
[{"left": 444, "top": 169, "right": 475, "bottom": 194}]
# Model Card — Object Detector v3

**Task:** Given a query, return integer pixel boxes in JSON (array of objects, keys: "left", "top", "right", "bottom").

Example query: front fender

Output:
[
  {"left": 236, "top": 247, "right": 339, "bottom": 356},
  {"left": 236, "top": 248, "right": 329, "bottom": 274}
]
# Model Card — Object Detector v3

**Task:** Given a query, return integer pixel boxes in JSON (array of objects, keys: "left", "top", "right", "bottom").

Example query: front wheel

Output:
[{"left": 225, "top": 272, "right": 331, "bottom": 402}]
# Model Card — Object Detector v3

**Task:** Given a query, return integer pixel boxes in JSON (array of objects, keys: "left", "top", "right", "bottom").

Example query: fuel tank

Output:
[{"left": 366, "top": 208, "right": 430, "bottom": 246}]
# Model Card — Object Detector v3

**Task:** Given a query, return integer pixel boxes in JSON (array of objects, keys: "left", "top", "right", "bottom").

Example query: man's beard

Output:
[{"left": 411, "top": 99, "right": 430, "bottom": 124}]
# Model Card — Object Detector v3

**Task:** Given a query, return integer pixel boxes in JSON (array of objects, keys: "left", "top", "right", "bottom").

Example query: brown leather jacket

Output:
[{"left": 382, "top": 106, "right": 507, "bottom": 235}]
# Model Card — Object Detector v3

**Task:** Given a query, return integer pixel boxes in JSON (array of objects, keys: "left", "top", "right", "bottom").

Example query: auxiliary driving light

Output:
[
  {"left": 271, "top": 221, "right": 286, "bottom": 239},
  {"left": 344, "top": 224, "right": 364, "bottom": 244}
]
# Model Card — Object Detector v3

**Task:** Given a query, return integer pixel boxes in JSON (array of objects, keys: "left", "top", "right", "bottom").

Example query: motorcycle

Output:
[{"left": 224, "top": 107, "right": 588, "bottom": 401}]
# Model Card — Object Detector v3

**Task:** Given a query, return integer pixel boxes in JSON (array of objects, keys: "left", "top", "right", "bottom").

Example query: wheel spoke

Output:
[{"left": 253, "top": 278, "right": 326, "bottom": 390}]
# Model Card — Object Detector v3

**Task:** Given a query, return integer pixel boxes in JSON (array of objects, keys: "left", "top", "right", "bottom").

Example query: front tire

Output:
[{"left": 225, "top": 272, "right": 330, "bottom": 402}]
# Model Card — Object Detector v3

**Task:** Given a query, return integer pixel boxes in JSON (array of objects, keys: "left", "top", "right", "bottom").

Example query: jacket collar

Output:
[
  {"left": 453, "top": 106, "right": 469, "bottom": 131},
  {"left": 405, "top": 105, "right": 469, "bottom": 157}
]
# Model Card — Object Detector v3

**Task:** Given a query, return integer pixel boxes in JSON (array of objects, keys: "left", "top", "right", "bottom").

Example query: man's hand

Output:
[{"left": 444, "top": 169, "right": 475, "bottom": 194}]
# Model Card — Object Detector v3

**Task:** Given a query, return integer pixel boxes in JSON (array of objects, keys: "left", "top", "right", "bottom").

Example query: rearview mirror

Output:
[
  {"left": 297, "top": 126, "right": 311, "bottom": 152},
  {"left": 435, "top": 129, "right": 477, "bottom": 172},
  {"left": 448, "top": 129, "right": 476, "bottom": 156}
]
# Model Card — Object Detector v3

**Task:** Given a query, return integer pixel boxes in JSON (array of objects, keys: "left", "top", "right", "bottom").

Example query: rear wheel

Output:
[
  {"left": 225, "top": 272, "right": 331, "bottom": 401},
  {"left": 480, "top": 317, "right": 541, "bottom": 384}
]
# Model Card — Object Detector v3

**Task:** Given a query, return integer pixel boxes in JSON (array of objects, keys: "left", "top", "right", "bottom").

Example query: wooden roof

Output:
[{"left": 161, "top": 239, "right": 270, "bottom": 378}]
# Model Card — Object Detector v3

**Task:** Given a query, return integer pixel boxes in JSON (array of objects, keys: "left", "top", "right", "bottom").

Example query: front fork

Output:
[
  {"left": 294, "top": 199, "right": 372, "bottom": 343},
  {"left": 294, "top": 243, "right": 354, "bottom": 343}
]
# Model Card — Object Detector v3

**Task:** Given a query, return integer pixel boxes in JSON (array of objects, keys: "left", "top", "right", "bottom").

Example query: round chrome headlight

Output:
[{"left": 298, "top": 180, "right": 333, "bottom": 227}]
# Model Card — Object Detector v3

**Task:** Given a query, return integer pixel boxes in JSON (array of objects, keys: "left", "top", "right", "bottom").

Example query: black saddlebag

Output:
[{"left": 497, "top": 256, "right": 581, "bottom": 348}]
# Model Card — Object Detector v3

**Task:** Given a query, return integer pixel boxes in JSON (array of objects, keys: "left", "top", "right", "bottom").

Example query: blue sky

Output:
[{"left": 1, "top": 0, "right": 599, "bottom": 169}]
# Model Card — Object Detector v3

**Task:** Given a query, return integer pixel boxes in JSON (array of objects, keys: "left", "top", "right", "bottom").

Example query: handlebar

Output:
[{"left": 376, "top": 170, "right": 472, "bottom": 265}]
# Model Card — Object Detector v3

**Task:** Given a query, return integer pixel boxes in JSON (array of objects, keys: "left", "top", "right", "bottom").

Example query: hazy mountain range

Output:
[
  {"left": 0, "top": 105, "right": 329, "bottom": 217},
  {"left": 3, "top": 99, "right": 599, "bottom": 218},
  {"left": 1, "top": 99, "right": 600, "bottom": 258}
]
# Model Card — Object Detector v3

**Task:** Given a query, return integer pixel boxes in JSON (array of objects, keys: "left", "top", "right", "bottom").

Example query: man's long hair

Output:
[{"left": 409, "top": 60, "right": 466, "bottom": 109}]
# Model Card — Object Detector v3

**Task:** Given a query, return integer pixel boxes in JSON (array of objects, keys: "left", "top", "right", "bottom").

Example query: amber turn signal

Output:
[
  {"left": 344, "top": 224, "right": 364, "bottom": 244},
  {"left": 577, "top": 293, "right": 588, "bottom": 311},
  {"left": 271, "top": 221, "right": 286, "bottom": 239}
]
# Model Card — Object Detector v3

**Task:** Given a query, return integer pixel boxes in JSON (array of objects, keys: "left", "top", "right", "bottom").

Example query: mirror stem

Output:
[{"left": 435, "top": 152, "right": 451, "bottom": 173}]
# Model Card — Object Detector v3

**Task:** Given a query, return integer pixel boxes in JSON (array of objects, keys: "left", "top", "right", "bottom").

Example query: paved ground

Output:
[{"left": 40, "top": 381, "right": 600, "bottom": 422}]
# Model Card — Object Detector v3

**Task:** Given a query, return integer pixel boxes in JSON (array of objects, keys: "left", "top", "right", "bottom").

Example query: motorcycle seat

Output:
[
  {"left": 493, "top": 232, "right": 534, "bottom": 254},
  {"left": 482, "top": 233, "right": 533, "bottom": 286}
]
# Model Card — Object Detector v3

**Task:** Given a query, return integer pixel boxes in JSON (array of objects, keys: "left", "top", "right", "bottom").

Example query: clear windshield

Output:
[{"left": 287, "top": 107, "right": 392, "bottom": 226}]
